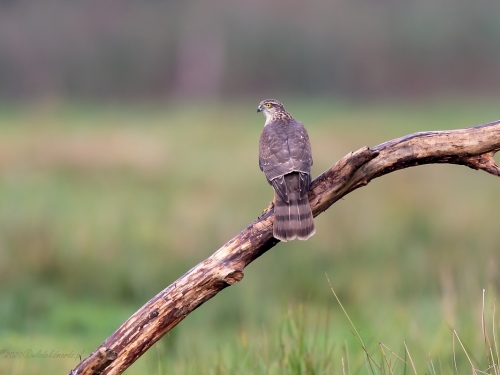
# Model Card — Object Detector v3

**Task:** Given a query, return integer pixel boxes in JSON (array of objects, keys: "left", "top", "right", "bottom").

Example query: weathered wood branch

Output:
[{"left": 69, "top": 120, "right": 500, "bottom": 375}]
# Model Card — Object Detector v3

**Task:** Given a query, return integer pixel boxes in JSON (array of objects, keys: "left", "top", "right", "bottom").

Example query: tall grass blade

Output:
[
  {"left": 404, "top": 341, "right": 418, "bottom": 375},
  {"left": 428, "top": 353, "right": 436, "bottom": 375},
  {"left": 379, "top": 342, "right": 393, "bottom": 375},
  {"left": 454, "top": 330, "right": 478, "bottom": 375},
  {"left": 453, "top": 332, "right": 460, "bottom": 375},
  {"left": 326, "top": 273, "right": 379, "bottom": 374}
]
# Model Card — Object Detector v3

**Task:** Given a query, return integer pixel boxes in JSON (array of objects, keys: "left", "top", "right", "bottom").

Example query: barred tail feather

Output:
[{"left": 273, "top": 193, "right": 315, "bottom": 242}]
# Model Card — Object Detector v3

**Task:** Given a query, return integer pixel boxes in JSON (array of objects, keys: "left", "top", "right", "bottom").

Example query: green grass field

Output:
[{"left": 0, "top": 98, "right": 499, "bottom": 374}]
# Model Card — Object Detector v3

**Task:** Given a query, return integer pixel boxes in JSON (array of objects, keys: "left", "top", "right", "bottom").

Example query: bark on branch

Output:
[{"left": 69, "top": 120, "right": 500, "bottom": 375}]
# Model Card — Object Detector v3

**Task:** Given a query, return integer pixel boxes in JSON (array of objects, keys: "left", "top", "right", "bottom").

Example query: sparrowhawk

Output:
[{"left": 257, "top": 99, "right": 315, "bottom": 241}]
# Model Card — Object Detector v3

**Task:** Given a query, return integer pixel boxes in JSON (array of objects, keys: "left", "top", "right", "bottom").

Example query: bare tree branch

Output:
[{"left": 69, "top": 120, "right": 500, "bottom": 375}]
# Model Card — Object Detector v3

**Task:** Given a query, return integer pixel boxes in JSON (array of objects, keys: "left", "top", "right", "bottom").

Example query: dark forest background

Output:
[{"left": 1, "top": 0, "right": 499, "bottom": 101}]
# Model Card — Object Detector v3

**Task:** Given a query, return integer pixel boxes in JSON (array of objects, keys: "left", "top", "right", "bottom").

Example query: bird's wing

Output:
[
  {"left": 287, "top": 120, "right": 313, "bottom": 197},
  {"left": 259, "top": 120, "right": 289, "bottom": 180},
  {"left": 259, "top": 119, "right": 313, "bottom": 201},
  {"left": 288, "top": 120, "right": 313, "bottom": 172}
]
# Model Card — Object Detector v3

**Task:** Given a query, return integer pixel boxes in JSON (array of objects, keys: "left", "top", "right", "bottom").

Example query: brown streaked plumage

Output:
[{"left": 257, "top": 99, "right": 315, "bottom": 242}]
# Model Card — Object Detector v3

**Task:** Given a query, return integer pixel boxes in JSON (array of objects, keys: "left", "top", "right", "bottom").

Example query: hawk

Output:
[{"left": 257, "top": 99, "right": 315, "bottom": 242}]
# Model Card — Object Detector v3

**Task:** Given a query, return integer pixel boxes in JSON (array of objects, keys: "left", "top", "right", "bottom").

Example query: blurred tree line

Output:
[{"left": 0, "top": 0, "right": 499, "bottom": 101}]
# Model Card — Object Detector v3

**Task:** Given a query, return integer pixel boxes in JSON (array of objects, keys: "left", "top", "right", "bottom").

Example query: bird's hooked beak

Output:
[{"left": 257, "top": 105, "right": 263, "bottom": 113}]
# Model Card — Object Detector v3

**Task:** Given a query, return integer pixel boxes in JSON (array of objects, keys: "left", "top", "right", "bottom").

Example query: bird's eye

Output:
[{"left": 265, "top": 103, "right": 272, "bottom": 108}]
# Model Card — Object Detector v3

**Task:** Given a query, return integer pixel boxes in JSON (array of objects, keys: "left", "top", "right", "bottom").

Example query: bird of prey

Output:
[{"left": 257, "top": 99, "right": 315, "bottom": 242}]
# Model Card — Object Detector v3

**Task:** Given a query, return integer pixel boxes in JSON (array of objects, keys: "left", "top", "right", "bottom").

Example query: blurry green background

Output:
[{"left": 0, "top": 1, "right": 500, "bottom": 374}]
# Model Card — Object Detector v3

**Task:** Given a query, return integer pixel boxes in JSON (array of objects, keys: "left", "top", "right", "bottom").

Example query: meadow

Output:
[{"left": 0, "top": 98, "right": 499, "bottom": 374}]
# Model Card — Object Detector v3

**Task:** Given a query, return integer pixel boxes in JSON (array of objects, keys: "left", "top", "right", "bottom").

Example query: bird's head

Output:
[{"left": 257, "top": 99, "right": 285, "bottom": 119}]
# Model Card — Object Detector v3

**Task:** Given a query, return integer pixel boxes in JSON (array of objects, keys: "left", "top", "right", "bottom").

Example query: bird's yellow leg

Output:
[{"left": 258, "top": 193, "right": 275, "bottom": 218}]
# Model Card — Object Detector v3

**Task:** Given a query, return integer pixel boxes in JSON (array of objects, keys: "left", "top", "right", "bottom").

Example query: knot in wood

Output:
[
  {"left": 148, "top": 309, "right": 159, "bottom": 319},
  {"left": 101, "top": 347, "right": 118, "bottom": 361},
  {"left": 224, "top": 270, "right": 244, "bottom": 285}
]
